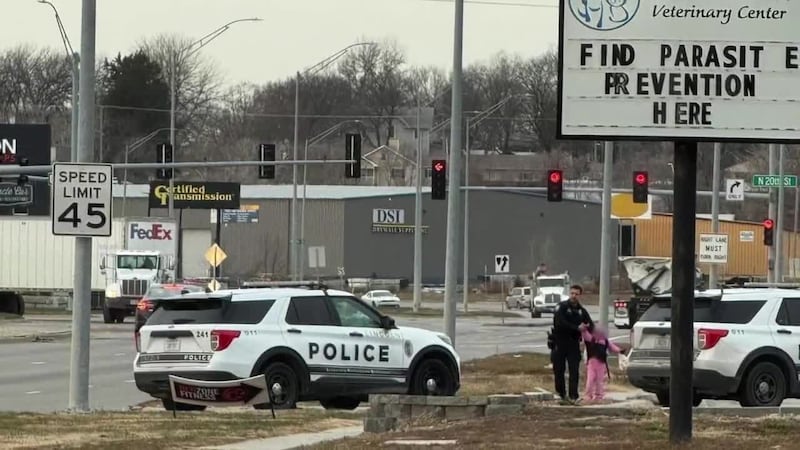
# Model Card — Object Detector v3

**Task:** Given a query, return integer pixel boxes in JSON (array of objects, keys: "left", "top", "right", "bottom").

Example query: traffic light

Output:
[
  {"left": 258, "top": 143, "right": 276, "bottom": 179},
  {"left": 431, "top": 159, "right": 446, "bottom": 200},
  {"left": 546, "top": 169, "right": 563, "bottom": 202},
  {"left": 345, "top": 133, "right": 361, "bottom": 178},
  {"left": 764, "top": 218, "right": 774, "bottom": 246},
  {"left": 632, "top": 170, "right": 649, "bottom": 204},
  {"left": 156, "top": 143, "right": 173, "bottom": 180}
]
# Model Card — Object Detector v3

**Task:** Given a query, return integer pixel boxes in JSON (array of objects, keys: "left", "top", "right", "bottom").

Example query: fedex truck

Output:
[
  {"left": 0, "top": 217, "right": 178, "bottom": 319},
  {"left": 100, "top": 218, "right": 178, "bottom": 323}
]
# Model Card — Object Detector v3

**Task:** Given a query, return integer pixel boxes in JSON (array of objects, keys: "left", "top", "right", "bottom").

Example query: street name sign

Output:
[
  {"left": 51, "top": 163, "right": 113, "bottom": 237},
  {"left": 751, "top": 175, "right": 798, "bottom": 187},
  {"left": 557, "top": 0, "right": 800, "bottom": 142}
]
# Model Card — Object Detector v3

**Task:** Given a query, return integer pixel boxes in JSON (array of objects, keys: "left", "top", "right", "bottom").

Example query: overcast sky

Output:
[{"left": 5, "top": 0, "right": 559, "bottom": 86}]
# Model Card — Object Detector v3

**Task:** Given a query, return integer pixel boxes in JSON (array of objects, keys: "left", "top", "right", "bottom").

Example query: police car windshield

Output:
[
  {"left": 639, "top": 297, "right": 766, "bottom": 324},
  {"left": 146, "top": 285, "right": 205, "bottom": 299},
  {"left": 146, "top": 298, "right": 275, "bottom": 325}
]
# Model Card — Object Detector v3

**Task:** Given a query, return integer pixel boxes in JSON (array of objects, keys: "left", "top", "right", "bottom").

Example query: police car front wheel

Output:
[{"left": 411, "top": 358, "right": 456, "bottom": 396}]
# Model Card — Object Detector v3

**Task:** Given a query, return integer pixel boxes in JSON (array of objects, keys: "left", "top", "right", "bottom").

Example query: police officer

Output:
[{"left": 551, "top": 284, "right": 592, "bottom": 404}]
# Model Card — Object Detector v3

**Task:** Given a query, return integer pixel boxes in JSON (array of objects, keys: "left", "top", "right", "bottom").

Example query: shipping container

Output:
[
  {"left": 631, "top": 214, "right": 800, "bottom": 279},
  {"left": 0, "top": 217, "right": 126, "bottom": 293}
]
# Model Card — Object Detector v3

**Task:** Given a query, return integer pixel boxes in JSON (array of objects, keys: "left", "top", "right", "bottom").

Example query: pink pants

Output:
[{"left": 584, "top": 358, "right": 608, "bottom": 400}]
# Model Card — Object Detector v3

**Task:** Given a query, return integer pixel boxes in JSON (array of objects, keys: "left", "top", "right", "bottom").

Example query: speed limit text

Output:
[{"left": 59, "top": 170, "right": 108, "bottom": 199}]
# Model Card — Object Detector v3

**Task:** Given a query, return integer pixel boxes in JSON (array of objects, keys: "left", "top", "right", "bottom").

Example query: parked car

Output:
[
  {"left": 361, "top": 290, "right": 401, "bottom": 309},
  {"left": 506, "top": 286, "right": 532, "bottom": 309},
  {"left": 134, "top": 283, "right": 208, "bottom": 333}
]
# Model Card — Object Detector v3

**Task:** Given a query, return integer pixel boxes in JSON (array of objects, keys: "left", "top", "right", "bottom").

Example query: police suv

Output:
[
  {"left": 133, "top": 284, "right": 461, "bottom": 411},
  {"left": 626, "top": 288, "right": 800, "bottom": 407}
]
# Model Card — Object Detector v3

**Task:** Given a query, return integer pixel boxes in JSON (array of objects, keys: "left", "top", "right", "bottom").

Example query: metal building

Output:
[{"left": 113, "top": 184, "right": 607, "bottom": 285}]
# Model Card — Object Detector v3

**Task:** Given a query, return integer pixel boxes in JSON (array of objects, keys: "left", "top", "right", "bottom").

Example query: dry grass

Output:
[
  {"left": 459, "top": 352, "right": 633, "bottom": 396},
  {"left": 306, "top": 408, "right": 800, "bottom": 449},
  {"left": 0, "top": 409, "right": 361, "bottom": 450}
]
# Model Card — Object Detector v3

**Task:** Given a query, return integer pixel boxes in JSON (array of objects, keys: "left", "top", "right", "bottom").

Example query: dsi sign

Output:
[
  {"left": 372, "top": 209, "right": 405, "bottom": 225},
  {"left": 558, "top": 0, "right": 800, "bottom": 142}
]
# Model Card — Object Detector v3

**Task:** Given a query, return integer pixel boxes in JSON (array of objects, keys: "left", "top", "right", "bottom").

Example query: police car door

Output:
[
  {"left": 282, "top": 296, "right": 341, "bottom": 381},
  {"left": 327, "top": 295, "right": 406, "bottom": 385}
]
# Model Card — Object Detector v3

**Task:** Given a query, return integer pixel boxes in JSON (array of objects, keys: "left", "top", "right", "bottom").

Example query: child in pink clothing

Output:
[{"left": 580, "top": 322, "right": 623, "bottom": 402}]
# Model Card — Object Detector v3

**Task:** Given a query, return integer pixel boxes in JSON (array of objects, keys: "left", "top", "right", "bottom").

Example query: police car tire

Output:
[
  {"left": 319, "top": 397, "right": 361, "bottom": 410},
  {"left": 411, "top": 358, "right": 456, "bottom": 396},
  {"left": 739, "top": 361, "right": 786, "bottom": 407},
  {"left": 262, "top": 362, "right": 299, "bottom": 410}
]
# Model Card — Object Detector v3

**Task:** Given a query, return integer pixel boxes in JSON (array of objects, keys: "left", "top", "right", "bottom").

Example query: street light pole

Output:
[
  {"left": 290, "top": 42, "right": 375, "bottom": 281},
  {"left": 462, "top": 117, "right": 470, "bottom": 312},
  {"left": 414, "top": 101, "right": 423, "bottom": 313},
  {"left": 167, "top": 18, "right": 262, "bottom": 219}
]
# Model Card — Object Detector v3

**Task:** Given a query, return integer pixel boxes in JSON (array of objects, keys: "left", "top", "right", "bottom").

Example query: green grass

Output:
[{"left": 0, "top": 409, "right": 361, "bottom": 450}]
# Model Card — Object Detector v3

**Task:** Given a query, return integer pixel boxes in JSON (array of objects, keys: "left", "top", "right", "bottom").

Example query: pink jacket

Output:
[{"left": 581, "top": 328, "right": 622, "bottom": 354}]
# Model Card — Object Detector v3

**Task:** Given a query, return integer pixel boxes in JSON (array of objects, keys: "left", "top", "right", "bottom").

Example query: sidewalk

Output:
[
  {"left": 205, "top": 426, "right": 362, "bottom": 450},
  {"left": 0, "top": 318, "right": 71, "bottom": 342}
]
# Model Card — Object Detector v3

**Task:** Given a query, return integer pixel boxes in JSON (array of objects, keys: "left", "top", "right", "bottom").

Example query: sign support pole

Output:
[
  {"left": 768, "top": 144, "right": 776, "bottom": 283},
  {"left": 709, "top": 143, "right": 721, "bottom": 289},
  {"left": 215, "top": 209, "right": 222, "bottom": 279},
  {"left": 669, "top": 141, "right": 697, "bottom": 444},
  {"left": 777, "top": 144, "right": 786, "bottom": 281},
  {"left": 69, "top": 0, "right": 96, "bottom": 412},
  {"left": 598, "top": 141, "right": 613, "bottom": 330}
]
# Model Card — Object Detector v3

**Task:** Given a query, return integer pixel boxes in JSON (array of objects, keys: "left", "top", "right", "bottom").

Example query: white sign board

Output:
[
  {"left": 51, "top": 163, "right": 113, "bottom": 237},
  {"left": 558, "top": 0, "right": 800, "bottom": 141},
  {"left": 698, "top": 233, "right": 728, "bottom": 264},
  {"left": 494, "top": 254, "right": 510, "bottom": 273},
  {"left": 308, "top": 246, "right": 326, "bottom": 269},
  {"left": 740, "top": 230, "right": 755, "bottom": 242},
  {"left": 372, "top": 208, "right": 405, "bottom": 224},
  {"left": 726, "top": 179, "right": 745, "bottom": 201}
]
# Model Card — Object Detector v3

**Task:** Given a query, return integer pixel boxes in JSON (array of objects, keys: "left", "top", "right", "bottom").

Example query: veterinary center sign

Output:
[{"left": 558, "top": 0, "right": 800, "bottom": 141}]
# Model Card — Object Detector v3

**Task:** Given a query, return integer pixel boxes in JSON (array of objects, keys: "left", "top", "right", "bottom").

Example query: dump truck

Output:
[{"left": 612, "top": 256, "right": 704, "bottom": 329}]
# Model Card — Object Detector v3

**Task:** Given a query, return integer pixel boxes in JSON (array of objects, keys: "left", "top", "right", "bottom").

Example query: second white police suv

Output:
[{"left": 133, "top": 285, "right": 461, "bottom": 411}]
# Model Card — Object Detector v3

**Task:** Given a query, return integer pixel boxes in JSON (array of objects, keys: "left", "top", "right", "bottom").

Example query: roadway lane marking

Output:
[
  {"left": 124, "top": 379, "right": 136, "bottom": 383},
  {"left": 25, "top": 391, "right": 41, "bottom": 395},
  {"left": 114, "top": 353, "right": 125, "bottom": 357},
  {"left": 31, "top": 361, "right": 46, "bottom": 365}
]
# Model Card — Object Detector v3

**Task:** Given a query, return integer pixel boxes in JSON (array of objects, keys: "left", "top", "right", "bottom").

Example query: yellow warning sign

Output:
[
  {"left": 611, "top": 193, "right": 652, "bottom": 219},
  {"left": 204, "top": 243, "right": 227, "bottom": 268}
]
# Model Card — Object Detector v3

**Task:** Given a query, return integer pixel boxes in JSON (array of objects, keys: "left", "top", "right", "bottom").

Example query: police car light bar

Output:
[{"left": 240, "top": 281, "right": 329, "bottom": 290}]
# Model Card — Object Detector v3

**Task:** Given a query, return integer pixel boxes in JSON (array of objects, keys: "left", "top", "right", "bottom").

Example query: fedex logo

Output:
[{"left": 130, "top": 223, "right": 173, "bottom": 240}]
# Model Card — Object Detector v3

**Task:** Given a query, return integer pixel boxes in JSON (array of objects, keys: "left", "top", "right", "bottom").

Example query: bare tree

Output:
[
  {"left": 137, "top": 34, "right": 222, "bottom": 155},
  {"left": 338, "top": 38, "right": 410, "bottom": 148},
  {"left": 517, "top": 48, "right": 559, "bottom": 153},
  {"left": 0, "top": 44, "right": 71, "bottom": 123}
]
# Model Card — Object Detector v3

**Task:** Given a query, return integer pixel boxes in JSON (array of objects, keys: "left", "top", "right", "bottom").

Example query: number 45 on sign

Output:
[{"left": 51, "top": 163, "right": 113, "bottom": 237}]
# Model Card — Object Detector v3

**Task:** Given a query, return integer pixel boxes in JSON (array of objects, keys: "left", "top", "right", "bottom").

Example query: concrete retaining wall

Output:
[{"left": 364, "top": 392, "right": 554, "bottom": 433}]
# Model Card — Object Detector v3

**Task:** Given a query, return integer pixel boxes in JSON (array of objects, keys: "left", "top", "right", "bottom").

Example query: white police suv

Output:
[
  {"left": 626, "top": 288, "right": 800, "bottom": 407},
  {"left": 133, "top": 284, "right": 461, "bottom": 411}
]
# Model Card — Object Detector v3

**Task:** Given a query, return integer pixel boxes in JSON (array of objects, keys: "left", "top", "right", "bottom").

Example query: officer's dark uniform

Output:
[{"left": 551, "top": 299, "right": 592, "bottom": 401}]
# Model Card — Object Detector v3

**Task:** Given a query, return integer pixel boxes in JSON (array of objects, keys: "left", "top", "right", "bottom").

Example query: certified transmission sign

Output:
[{"left": 557, "top": 0, "right": 800, "bottom": 142}]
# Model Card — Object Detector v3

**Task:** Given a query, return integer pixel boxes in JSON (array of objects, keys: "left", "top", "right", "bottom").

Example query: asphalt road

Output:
[{"left": 1, "top": 308, "right": 602, "bottom": 413}]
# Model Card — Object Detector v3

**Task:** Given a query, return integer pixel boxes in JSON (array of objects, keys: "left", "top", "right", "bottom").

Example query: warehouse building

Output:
[{"left": 113, "top": 184, "right": 608, "bottom": 285}]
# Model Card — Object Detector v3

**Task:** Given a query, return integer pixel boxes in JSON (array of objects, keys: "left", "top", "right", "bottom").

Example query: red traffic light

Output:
[
  {"left": 433, "top": 161, "right": 445, "bottom": 172},
  {"left": 764, "top": 219, "right": 774, "bottom": 229},
  {"left": 549, "top": 171, "right": 562, "bottom": 183},
  {"left": 635, "top": 173, "right": 647, "bottom": 184}
]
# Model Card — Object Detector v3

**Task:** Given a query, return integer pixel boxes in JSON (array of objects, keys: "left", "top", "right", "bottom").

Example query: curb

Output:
[
  {"left": 0, "top": 330, "right": 71, "bottom": 344},
  {"left": 204, "top": 425, "right": 363, "bottom": 450}
]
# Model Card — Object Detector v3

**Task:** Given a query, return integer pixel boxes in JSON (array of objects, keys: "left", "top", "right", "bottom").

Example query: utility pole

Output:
[
  {"left": 413, "top": 101, "right": 423, "bottom": 312},
  {"left": 462, "top": 117, "right": 470, "bottom": 313},
  {"left": 443, "top": 0, "right": 465, "bottom": 343},
  {"left": 598, "top": 142, "right": 613, "bottom": 330},
  {"left": 291, "top": 70, "right": 300, "bottom": 280},
  {"left": 69, "top": 0, "right": 95, "bottom": 412},
  {"left": 768, "top": 144, "right": 777, "bottom": 283},
  {"left": 709, "top": 143, "right": 721, "bottom": 289},
  {"left": 776, "top": 144, "right": 785, "bottom": 281}
]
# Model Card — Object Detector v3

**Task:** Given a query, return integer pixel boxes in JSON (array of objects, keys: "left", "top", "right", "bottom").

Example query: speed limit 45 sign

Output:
[{"left": 51, "top": 163, "right": 113, "bottom": 237}]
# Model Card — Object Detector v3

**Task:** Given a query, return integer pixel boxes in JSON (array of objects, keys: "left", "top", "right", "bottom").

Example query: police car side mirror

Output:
[{"left": 380, "top": 316, "right": 395, "bottom": 329}]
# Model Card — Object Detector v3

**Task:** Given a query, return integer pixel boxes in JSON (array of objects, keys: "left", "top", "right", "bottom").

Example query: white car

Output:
[
  {"left": 626, "top": 288, "right": 800, "bottom": 407},
  {"left": 361, "top": 290, "right": 401, "bottom": 309},
  {"left": 133, "top": 285, "right": 460, "bottom": 411}
]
